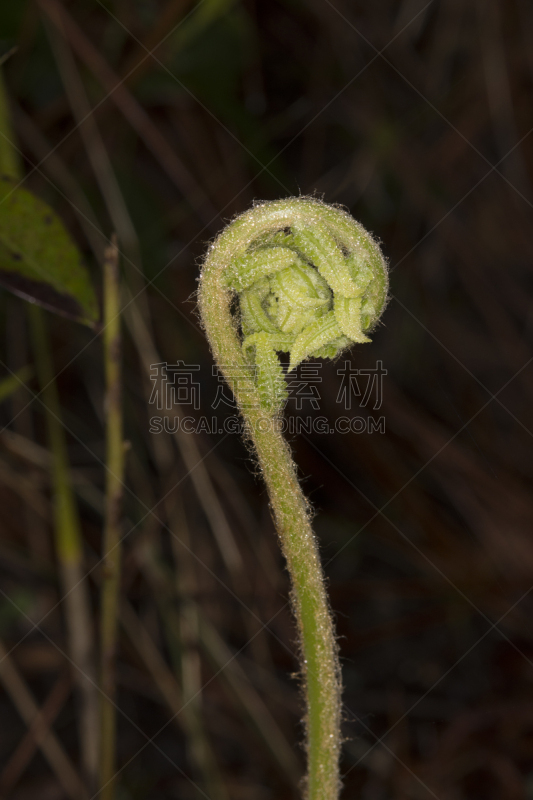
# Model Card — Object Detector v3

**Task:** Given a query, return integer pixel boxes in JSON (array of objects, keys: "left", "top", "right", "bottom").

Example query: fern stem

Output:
[
  {"left": 200, "top": 276, "right": 341, "bottom": 797},
  {"left": 199, "top": 197, "right": 387, "bottom": 799}
]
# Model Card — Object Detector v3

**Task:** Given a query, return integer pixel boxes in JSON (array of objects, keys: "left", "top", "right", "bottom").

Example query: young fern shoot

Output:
[{"left": 198, "top": 197, "right": 388, "bottom": 800}]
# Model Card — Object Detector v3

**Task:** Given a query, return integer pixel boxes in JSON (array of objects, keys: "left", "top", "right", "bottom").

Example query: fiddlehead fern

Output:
[{"left": 198, "top": 196, "right": 388, "bottom": 800}]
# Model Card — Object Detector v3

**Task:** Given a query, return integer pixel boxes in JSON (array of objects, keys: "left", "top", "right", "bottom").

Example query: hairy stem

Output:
[
  {"left": 252, "top": 415, "right": 341, "bottom": 798},
  {"left": 200, "top": 276, "right": 341, "bottom": 797},
  {"left": 199, "top": 197, "right": 387, "bottom": 799}
]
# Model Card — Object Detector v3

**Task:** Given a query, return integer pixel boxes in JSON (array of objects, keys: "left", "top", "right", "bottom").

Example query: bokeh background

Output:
[{"left": 1, "top": 0, "right": 533, "bottom": 798}]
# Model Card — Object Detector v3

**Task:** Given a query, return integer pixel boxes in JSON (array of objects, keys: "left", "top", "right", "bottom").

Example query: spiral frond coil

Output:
[{"left": 203, "top": 197, "right": 388, "bottom": 413}]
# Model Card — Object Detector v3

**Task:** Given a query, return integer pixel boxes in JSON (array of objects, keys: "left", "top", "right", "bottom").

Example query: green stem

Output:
[
  {"left": 201, "top": 371, "right": 340, "bottom": 799},
  {"left": 99, "top": 237, "right": 124, "bottom": 800},
  {"left": 245, "top": 415, "right": 341, "bottom": 799},
  {"left": 199, "top": 197, "right": 387, "bottom": 799},
  {"left": 199, "top": 209, "right": 342, "bottom": 800}
]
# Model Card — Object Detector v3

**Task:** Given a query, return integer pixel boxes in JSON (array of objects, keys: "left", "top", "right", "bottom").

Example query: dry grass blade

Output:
[
  {"left": 0, "top": 640, "right": 86, "bottom": 800},
  {"left": 0, "top": 669, "right": 72, "bottom": 796},
  {"left": 28, "top": 307, "right": 99, "bottom": 791},
  {"left": 125, "top": 296, "right": 244, "bottom": 577},
  {"left": 200, "top": 616, "right": 302, "bottom": 787},
  {"left": 99, "top": 236, "right": 125, "bottom": 800},
  {"left": 43, "top": 20, "right": 140, "bottom": 261},
  {"left": 119, "top": 0, "right": 194, "bottom": 88},
  {"left": 120, "top": 599, "right": 227, "bottom": 800},
  {"left": 37, "top": 0, "right": 219, "bottom": 228}
]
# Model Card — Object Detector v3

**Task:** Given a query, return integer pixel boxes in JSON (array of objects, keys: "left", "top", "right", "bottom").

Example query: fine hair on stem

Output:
[{"left": 198, "top": 196, "right": 388, "bottom": 800}]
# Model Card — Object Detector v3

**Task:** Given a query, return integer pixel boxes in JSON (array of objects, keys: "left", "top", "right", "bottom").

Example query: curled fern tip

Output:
[{"left": 200, "top": 197, "right": 388, "bottom": 414}]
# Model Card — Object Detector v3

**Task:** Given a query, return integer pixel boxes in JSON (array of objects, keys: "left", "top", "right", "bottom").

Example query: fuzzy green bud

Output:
[{"left": 201, "top": 196, "right": 388, "bottom": 413}]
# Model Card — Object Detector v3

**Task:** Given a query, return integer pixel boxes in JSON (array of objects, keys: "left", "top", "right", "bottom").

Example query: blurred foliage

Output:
[{"left": 0, "top": 176, "right": 99, "bottom": 325}]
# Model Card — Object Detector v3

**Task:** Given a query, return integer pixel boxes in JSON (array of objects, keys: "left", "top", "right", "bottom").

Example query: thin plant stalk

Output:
[
  {"left": 232, "top": 398, "right": 341, "bottom": 799},
  {"left": 199, "top": 242, "right": 341, "bottom": 800},
  {"left": 0, "top": 70, "right": 22, "bottom": 179},
  {"left": 199, "top": 197, "right": 388, "bottom": 800},
  {"left": 99, "top": 236, "right": 124, "bottom": 800},
  {"left": 29, "top": 305, "right": 99, "bottom": 791},
  {"left": 168, "top": 500, "right": 229, "bottom": 800},
  {"left": 2, "top": 66, "right": 99, "bottom": 789}
]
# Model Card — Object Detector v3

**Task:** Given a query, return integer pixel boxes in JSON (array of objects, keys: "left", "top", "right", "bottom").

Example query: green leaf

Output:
[
  {"left": 0, "top": 176, "right": 99, "bottom": 327},
  {"left": 333, "top": 295, "right": 371, "bottom": 343},
  {"left": 289, "top": 311, "right": 343, "bottom": 373}
]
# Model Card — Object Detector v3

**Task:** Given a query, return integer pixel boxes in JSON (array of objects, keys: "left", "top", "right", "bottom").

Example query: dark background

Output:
[{"left": 1, "top": 1, "right": 533, "bottom": 798}]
